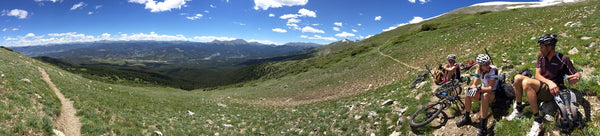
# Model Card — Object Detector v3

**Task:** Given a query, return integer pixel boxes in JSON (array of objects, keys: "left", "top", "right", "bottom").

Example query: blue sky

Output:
[{"left": 1, "top": 0, "right": 548, "bottom": 47}]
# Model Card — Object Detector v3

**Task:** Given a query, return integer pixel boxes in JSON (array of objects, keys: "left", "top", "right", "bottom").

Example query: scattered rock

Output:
[
  {"left": 217, "top": 103, "right": 227, "bottom": 108},
  {"left": 387, "top": 125, "right": 395, "bottom": 130},
  {"left": 53, "top": 129, "right": 65, "bottom": 136},
  {"left": 153, "top": 131, "right": 163, "bottom": 136},
  {"left": 381, "top": 99, "right": 394, "bottom": 106},
  {"left": 20, "top": 78, "right": 31, "bottom": 83},
  {"left": 368, "top": 111, "right": 377, "bottom": 118},
  {"left": 186, "top": 110, "right": 195, "bottom": 116},
  {"left": 223, "top": 124, "right": 233, "bottom": 127},
  {"left": 259, "top": 97, "right": 265, "bottom": 101},
  {"left": 396, "top": 118, "right": 404, "bottom": 126},
  {"left": 214, "top": 132, "right": 219, "bottom": 136},
  {"left": 371, "top": 133, "right": 376, "bottom": 136},
  {"left": 568, "top": 47, "right": 579, "bottom": 55},
  {"left": 34, "top": 93, "right": 42, "bottom": 99},
  {"left": 259, "top": 132, "right": 266, "bottom": 135},
  {"left": 466, "top": 49, "right": 471, "bottom": 52},
  {"left": 1, "top": 74, "right": 4, "bottom": 77},
  {"left": 398, "top": 107, "right": 408, "bottom": 116},
  {"left": 581, "top": 37, "right": 593, "bottom": 40},
  {"left": 590, "top": 42, "right": 597, "bottom": 47},
  {"left": 207, "top": 119, "right": 213, "bottom": 124},
  {"left": 354, "top": 115, "right": 362, "bottom": 120},
  {"left": 390, "top": 131, "right": 401, "bottom": 136},
  {"left": 415, "top": 80, "right": 429, "bottom": 89}
]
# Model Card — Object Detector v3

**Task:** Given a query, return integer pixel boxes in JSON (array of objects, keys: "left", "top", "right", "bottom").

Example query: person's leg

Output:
[
  {"left": 508, "top": 75, "right": 530, "bottom": 120},
  {"left": 513, "top": 74, "right": 527, "bottom": 103},
  {"left": 477, "top": 92, "right": 494, "bottom": 136},
  {"left": 457, "top": 92, "right": 479, "bottom": 127},
  {"left": 480, "top": 92, "right": 495, "bottom": 118},
  {"left": 522, "top": 78, "right": 541, "bottom": 114}
]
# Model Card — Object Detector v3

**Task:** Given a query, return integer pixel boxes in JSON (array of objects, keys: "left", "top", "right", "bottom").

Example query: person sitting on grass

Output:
[
  {"left": 506, "top": 34, "right": 581, "bottom": 136},
  {"left": 455, "top": 54, "right": 498, "bottom": 136},
  {"left": 443, "top": 54, "right": 460, "bottom": 83}
]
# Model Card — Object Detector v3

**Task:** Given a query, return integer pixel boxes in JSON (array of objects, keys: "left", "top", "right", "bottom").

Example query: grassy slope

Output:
[
  {"left": 0, "top": 48, "right": 60, "bottom": 135},
  {"left": 0, "top": 0, "right": 599, "bottom": 136}
]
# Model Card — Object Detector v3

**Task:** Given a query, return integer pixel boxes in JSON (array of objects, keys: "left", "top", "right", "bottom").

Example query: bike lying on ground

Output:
[{"left": 409, "top": 80, "right": 465, "bottom": 128}]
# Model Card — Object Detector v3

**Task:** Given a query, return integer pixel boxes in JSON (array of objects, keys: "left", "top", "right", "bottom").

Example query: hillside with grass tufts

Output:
[{"left": 1, "top": 0, "right": 600, "bottom": 135}]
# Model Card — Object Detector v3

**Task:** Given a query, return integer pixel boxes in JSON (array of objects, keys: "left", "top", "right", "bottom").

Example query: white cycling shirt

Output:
[{"left": 479, "top": 65, "right": 498, "bottom": 88}]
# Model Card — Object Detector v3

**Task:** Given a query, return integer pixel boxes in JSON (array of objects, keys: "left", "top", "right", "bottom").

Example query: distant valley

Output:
[{"left": 11, "top": 40, "right": 320, "bottom": 90}]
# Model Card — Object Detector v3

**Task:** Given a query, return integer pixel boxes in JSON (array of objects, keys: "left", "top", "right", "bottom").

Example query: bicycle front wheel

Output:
[{"left": 409, "top": 103, "right": 444, "bottom": 128}]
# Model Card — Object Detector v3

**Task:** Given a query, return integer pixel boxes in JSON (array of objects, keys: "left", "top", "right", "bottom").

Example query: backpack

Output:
[
  {"left": 554, "top": 87, "right": 586, "bottom": 134},
  {"left": 491, "top": 73, "right": 515, "bottom": 117}
]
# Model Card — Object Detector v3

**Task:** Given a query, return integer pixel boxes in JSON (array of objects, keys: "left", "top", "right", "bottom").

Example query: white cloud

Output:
[
  {"left": 12, "top": 28, "right": 19, "bottom": 31},
  {"left": 248, "top": 39, "right": 280, "bottom": 45},
  {"left": 352, "top": 29, "right": 357, "bottom": 32},
  {"left": 357, "top": 23, "right": 362, "bottom": 26},
  {"left": 25, "top": 33, "right": 36, "bottom": 38},
  {"left": 204, "top": 10, "right": 209, "bottom": 13},
  {"left": 298, "top": 8, "right": 316, "bottom": 18},
  {"left": 253, "top": 0, "right": 308, "bottom": 10},
  {"left": 71, "top": 2, "right": 87, "bottom": 10},
  {"left": 409, "top": 16, "right": 424, "bottom": 24},
  {"left": 286, "top": 23, "right": 299, "bottom": 30},
  {"left": 335, "top": 32, "right": 355, "bottom": 37},
  {"left": 287, "top": 18, "right": 301, "bottom": 24},
  {"left": 192, "top": 36, "right": 236, "bottom": 42},
  {"left": 301, "top": 26, "right": 324, "bottom": 33},
  {"left": 1, "top": 28, "right": 6, "bottom": 32},
  {"left": 374, "top": 16, "right": 381, "bottom": 21},
  {"left": 210, "top": 4, "right": 216, "bottom": 8},
  {"left": 408, "top": 0, "right": 429, "bottom": 4},
  {"left": 279, "top": 8, "right": 316, "bottom": 19},
  {"left": 128, "top": 0, "right": 187, "bottom": 13},
  {"left": 312, "top": 23, "right": 320, "bottom": 26},
  {"left": 233, "top": 22, "right": 246, "bottom": 26},
  {"left": 88, "top": 11, "right": 93, "bottom": 15},
  {"left": 382, "top": 16, "right": 425, "bottom": 32},
  {"left": 334, "top": 22, "right": 342, "bottom": 27},
  {"left": 95, "top": 5, "right": 103, "bottom": 9},
  {"left": 34, "top": 0, "right": 62, "bottom": 3},
  {"left": 272, "top": 28, "right": 287, "bottom": 33},
  {"left": 1, "top": 32, "right": 285, "bottom": 47},
  {"left": 101, "top": 33, "right": 111, "bottom": 39},
  {"left": 300, "top": 35, "right": 337, "bottom": 41},
  {"left": 1, "top": 9, "right": 29, "bottom": 19},
  {"left": 186, "top": 14, "right": 203, "bottom": 20},
  {"left": 333, "top": 27, "right": 340, "bottom": 31},
  {"left": 269, "top": 13, "right": 275, "bottom": 17},
  {"left": 383, "top": 23, "right": 407, "bottom": 32}
]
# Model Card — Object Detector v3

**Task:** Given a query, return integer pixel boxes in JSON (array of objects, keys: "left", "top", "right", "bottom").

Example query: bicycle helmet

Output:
[
  {"left": 538, "top": 34, "right": 557, "bottom": 46},
  {"left": 447, "top": 54, "right": 456, "bottom": 61},
  {"left": 476, "top": 54, "right": 490, "bottom": 65}
]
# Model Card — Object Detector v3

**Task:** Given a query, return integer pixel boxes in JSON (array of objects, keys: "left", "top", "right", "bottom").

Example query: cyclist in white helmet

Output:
[
  {"left": 443, "top": 54, "right": 460, "bottom": 83},
  {"left": 456, "top": 54, "right": 498, "bottom": 136}
]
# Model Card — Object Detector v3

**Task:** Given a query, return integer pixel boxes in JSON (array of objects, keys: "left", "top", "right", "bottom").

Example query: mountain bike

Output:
[{"left": 409, "top": 80, "right": 465, "bottom": 128}]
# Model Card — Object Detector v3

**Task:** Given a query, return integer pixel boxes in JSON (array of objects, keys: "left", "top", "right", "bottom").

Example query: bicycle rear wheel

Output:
[{"left": 409, "top": 103, "right": 444, "bottom": 128}]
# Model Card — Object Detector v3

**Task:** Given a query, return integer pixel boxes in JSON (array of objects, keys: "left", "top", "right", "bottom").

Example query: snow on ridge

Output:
[{"left": 471, "top": 0, "right": 581, "bottom": 9}]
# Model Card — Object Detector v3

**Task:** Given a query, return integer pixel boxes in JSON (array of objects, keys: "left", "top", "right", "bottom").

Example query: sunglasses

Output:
[{"left": 481, "top": 63, "right": 490, "bottom": 67}]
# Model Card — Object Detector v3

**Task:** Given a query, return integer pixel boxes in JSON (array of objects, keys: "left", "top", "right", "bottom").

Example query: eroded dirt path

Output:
[
  {"left": 38, "top": 67, "right": 82, "bottom": 136},
  {"left": 377, "top": 46, "right": 424, "bottom": 71}
]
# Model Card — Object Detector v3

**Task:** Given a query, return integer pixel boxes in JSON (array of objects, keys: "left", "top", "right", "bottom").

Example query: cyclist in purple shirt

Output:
[{"left": 506, "top": 34, "right": 581, "bottom": 136}]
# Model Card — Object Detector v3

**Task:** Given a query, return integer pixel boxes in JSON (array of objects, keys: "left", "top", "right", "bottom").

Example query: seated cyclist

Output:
[
  {"left": 455, "top": 54, "right": 498, "bottom": 136},
  {"left": 443, "top": 54, "right": 460, "bottom": 82},
  {"left": 507, "top": 34, "right": 581, "bottom": 136}
]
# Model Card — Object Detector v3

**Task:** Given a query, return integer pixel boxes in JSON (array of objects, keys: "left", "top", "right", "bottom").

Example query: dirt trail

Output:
[
  {"left": 38, "top": 67, "right": 82, "bottom": 136},
  {"left": 378, "top": 46, "right": 424, "bottom": 71}
]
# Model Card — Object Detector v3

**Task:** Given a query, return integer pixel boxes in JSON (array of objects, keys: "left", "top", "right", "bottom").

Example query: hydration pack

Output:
[
  {"left": 491, "top": 73, "right": 515, "bottom": 117},
  {"left": 554, "top": 88, "right": 586, "bottom": 134}
]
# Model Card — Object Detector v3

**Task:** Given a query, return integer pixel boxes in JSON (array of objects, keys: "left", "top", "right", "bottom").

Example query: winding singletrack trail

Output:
[
  {"left": 377, "top": 46, "right": 423, "bottom": 71},
  {"left": 38, "top": 67, "right": 82, "bottom": 136}
]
